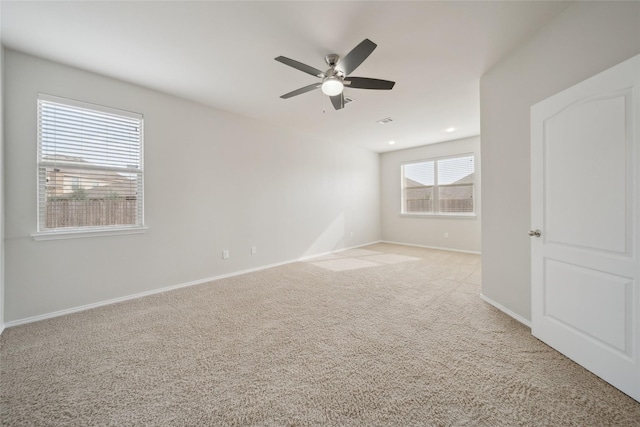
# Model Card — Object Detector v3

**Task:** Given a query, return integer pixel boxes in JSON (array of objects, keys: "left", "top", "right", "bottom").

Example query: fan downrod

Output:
[{"left": 324, "top": 54, "right": 340, "bottom": 67}]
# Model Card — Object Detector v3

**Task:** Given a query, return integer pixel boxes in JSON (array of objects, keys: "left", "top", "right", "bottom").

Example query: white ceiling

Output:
[{"left": 1, "top": 1, "right": 571, "bottom": 152}]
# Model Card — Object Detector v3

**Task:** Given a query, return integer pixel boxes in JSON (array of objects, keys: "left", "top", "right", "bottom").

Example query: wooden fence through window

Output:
[
  {"left": 405, "top": 199, "right": 473, "bottom": 213},
  {"left": 46, "top": 199, "right": 137, "bottom": 229}
]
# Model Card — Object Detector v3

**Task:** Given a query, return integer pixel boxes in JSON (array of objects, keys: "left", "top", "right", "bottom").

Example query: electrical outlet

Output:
[
  {"left": 222, "top": 250, "right": 229, "bottom": 259},
  {"left": 444, "top": 232, "right": 449, "bottom": 239},
  {"left": 251, "top": 246, "right": 257, "bottom": 255}
]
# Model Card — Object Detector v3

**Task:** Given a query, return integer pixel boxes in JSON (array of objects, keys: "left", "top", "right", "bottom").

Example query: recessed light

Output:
[
  {"left": 388, "top": 140, "right": 396, "bottom": 145},
  {"left": 445, "top": 127, "right": 456, "bottom": 133}
]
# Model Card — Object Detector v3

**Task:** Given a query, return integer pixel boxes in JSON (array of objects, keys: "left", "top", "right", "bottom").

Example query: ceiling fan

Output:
[{"left": 275, "top": 39, "right": 395, "bottom": 110}]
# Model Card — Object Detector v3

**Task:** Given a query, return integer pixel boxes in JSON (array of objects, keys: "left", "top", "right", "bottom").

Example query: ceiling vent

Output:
[{"left": 376, "top": 117, "right": 394, "bottom": 124}]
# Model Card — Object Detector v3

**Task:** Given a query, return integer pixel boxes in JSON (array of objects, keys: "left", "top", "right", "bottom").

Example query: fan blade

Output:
[
  {"left": 275, "top": 56, "right": 324, "bottom": 77},
  {"left": 336, "top": 39, "right": 377, "bottom": 75},
  {"left": 330, "top": 93, "right": 344, "bottom": 110},
  {"left": 280, "top": 83, "right": 321, "bottom": 99},
  {"left": 344, "top": 77, "right": 395, "bottom": 90}
]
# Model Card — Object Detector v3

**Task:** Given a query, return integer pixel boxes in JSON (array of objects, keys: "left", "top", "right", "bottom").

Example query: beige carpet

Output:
[{"left": 1, "top": 243, "right": 639, "bottom": 426}]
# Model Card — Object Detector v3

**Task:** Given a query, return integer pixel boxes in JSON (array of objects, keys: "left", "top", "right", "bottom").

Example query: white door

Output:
[{"left": 531, "top": 54, "right": 640, "bottom": 401}]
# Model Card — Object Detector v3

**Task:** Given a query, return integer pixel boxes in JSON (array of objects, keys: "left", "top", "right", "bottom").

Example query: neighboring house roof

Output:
[
  {"left": 441, "top": 173, "right": 474, "bottom": 199},
  {"left": 45, "top": 155, "right": 138, "bottom": 198},
  {"left": 404, "top": 173, "right": 474, "bottom": 187},
  {"left": 44, "top": 154, "right": 131, "bottom": 178},
  {"left": 404, "top": 177, "right": 428, "bottom": 188},
  {"left": 451, "top": 172, "right": 475, "bottom": 185},
  {"left": 404, "top": 173, "right": 474, "bottom": 200}
]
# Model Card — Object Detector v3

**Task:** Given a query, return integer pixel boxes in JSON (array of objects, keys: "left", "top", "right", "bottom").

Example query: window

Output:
[
  {"left": 401, "top": 154, "right": 475, "bottom": 216},
  {"left": 36, "top": 94, "right": 144, "bottom": 237}
]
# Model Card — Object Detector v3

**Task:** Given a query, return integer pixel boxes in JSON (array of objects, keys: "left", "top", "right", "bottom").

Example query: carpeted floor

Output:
[{"left": 1, "top": 243, "right": 639, "bottom": 426}]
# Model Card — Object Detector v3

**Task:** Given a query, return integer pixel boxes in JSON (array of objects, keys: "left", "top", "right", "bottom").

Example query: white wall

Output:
[
  {"left": 480, "top": 1, "right": 640, "bottom": 321},
  {"left": 380, "top": 136, "right": 481, "bottom": 253},
  {"left": 0, "top": 37, "right": 5, "bottom": 331},
  {"left": 3, "top": 50, "right": 381, "bottom": 323}
]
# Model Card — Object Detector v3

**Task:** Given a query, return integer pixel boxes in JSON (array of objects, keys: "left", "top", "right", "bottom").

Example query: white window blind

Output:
[
  {"left": 401, "top": 154, "right": 475, "bottom": 215},
  {"left": 37, "top": 94, "right": 144, "bottom": 233}
]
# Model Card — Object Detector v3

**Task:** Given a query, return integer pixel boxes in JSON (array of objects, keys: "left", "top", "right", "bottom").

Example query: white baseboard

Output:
[
  {"left": 3, "top": 241, "right": 381, "bottom": 329},
  {"left": 480, "top": 294, "right": 531, "bottom": 328},
  {"left": 380, "top": 240, "right": 481, "bottom": 255}
]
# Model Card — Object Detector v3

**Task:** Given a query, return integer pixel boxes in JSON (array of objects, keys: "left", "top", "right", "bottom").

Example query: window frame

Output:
[
  {"left": 32, "top": 93, "right": 147, "bottom": 241},
  {"left": 400, "top": 153, "right": 476, "bottom": 218}
]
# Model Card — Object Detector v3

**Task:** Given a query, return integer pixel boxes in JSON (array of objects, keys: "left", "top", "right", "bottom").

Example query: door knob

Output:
[{"left": 528, "top": 229, "right": 541, "bottom": 237}]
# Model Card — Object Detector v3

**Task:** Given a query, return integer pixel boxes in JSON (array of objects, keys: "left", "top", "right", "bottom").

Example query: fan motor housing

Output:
[{"left": 324, "top": 68, "right": 342, "bottom": 80}]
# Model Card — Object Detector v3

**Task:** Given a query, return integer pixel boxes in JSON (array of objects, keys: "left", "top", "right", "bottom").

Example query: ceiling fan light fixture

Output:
[
  {"left": 321, "top": 77, "right": 344, "bottom": 96},
  {"left": 276, "top": 39, "right": 394, "bottom": 110}
]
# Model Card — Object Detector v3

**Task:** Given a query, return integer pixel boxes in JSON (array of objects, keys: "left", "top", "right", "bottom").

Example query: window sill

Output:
[
  {"left": 32, "top": 226, "right": 148, "bottom": 241},
  {"left": 400, "top": 213, "right": 477, "bottom": 219}
]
